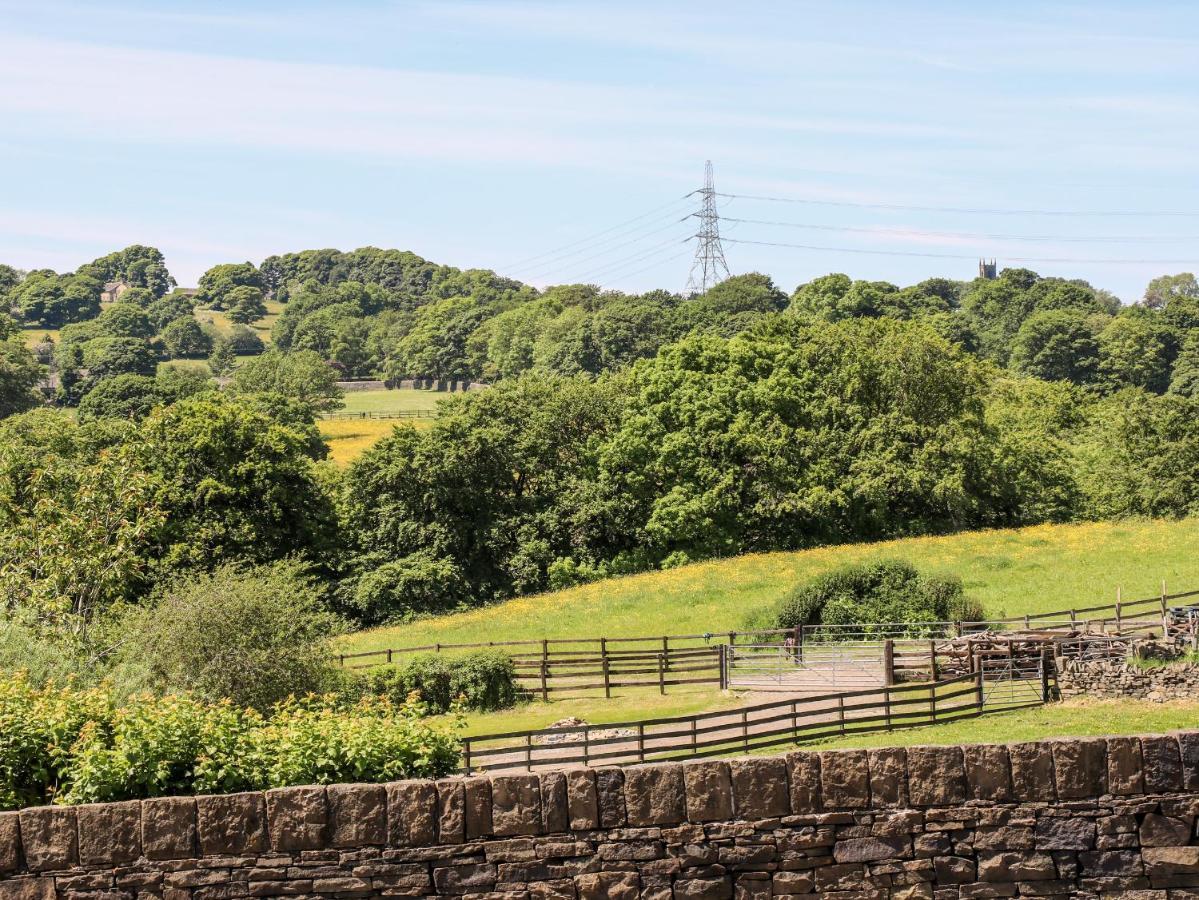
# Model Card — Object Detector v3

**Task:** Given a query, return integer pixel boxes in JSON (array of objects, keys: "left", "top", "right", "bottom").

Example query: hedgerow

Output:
[
  {"left": 0, "top": 673, "right": 460, "bottom": 810},
  {"left": 355, "top": 650, "right": 526, "bottom": 713}
]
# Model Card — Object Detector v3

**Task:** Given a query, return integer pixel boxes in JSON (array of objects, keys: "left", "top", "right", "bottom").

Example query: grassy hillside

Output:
[
  {"left": 319, "top": 388, "right": 441, "bottom": 464},
  {"left": 342, "top": 519, "right": 1199, "bottom": 655},
  {"left": 339, "top": 389, "right": 442, "bottom": 416}
]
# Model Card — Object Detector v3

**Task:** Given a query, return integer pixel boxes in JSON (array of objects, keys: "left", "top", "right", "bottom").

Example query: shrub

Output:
[
  {"left": 118, "top": 561, "right": 346, "bottom": 712},
  {"left": 772, "top": 559, "right": 983, "bottom": 638},
  {"left": 0, "top": 673, "right": 460, "bottom": 809},
  {"left": 358, "top": 650, "right": 525, "bottom": 713}
]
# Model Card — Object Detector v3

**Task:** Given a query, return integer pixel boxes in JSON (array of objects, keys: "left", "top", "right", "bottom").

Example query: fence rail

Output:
[
  {"left": 460, "top": 669, "right": 1031, "bottom": 774},
  {"left": 342, "top": 585, "right": 1199, "bottom": 672},
  {"left": 320, "top": 410, "right": 437, "bottom": 420}
]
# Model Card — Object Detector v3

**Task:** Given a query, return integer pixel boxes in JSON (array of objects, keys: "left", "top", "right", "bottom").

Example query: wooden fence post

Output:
[
  {"left": 883, "top": 640, "right": 895, "bottom": 687},
  {"left": 657, "top": 653, "right": 666, "bottom": 695},
  {"left": 602, "top": 651, "right": 611, "bottom": 700},
  {"left": 463, "top": 739, "right": 472, "bottom": 775},
  {"left": 1040, "top": 647, "right": 1052, "bottom": 703},
  {"left": 884, "top": 683, "right": 893, "bottom": 731},
  {"left": 838, "top": 695, "right": 846, "bottom": 736},
  {"left": 741, "top": 709, "right": 749, "bottom": 753},
  {"left": 930, "top": 681, "right": 938, "bottom": 724},
  {"left": 637, "top": 723, "right": 646, "bottom": 763},
  {"left": 386, "top": 648, "right": 393, "bottom": 665},
  {"left": 791, "top": 700, "right": 799, "bottom": 741},
  {"left": 662, "top": 636, "right": 670, "bottom": 673},
  {"left": 718, "top": 644, "right": 728, "bottom": 691},
  {"left": 973, "top": 648, "right": 984, "bottom": 711},
  {"left": 540, "top": 658, "right": 549, "bottom": 703}
]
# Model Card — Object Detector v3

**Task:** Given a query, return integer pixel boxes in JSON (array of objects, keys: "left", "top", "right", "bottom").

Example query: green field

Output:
[
  {"left": 338, "top": 388, "right": 443, "bottom": 416},
  {"left": 785, "top": 698, "right": 1199, "bottom": 752},
  {"left": 194, "top": 298, "right": 284, "bottom": 343},
  {"left": 342, "top": 518, "right": 1199, "bottom": 656},
  {"left": 20, "top": 328, "right": 58, "bottom": 349}
]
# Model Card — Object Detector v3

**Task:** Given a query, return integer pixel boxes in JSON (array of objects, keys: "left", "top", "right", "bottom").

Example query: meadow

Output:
[
  {"left": 318, "top": 388, "right": 443, "bottom": 464},
  {"left": 342, "top": 518, "right": 1199, "bottom": 656},
  {"left": 194, "top": 298, "right": 284, "bottom": 343}
]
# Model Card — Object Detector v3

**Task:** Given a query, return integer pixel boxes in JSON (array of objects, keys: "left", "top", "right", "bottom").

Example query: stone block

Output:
[
  {"left": 964, "top": 744, "right": 1012, "bottom": 802},
  {"left": 672, "top": 876, "right": 731, "bottom": 900},
  {"left": 539, "top": 771, "right": 569, "bottom": 834},
  {"left": 683, "top": 760, "right": 733, "bottom": 823},
  {"left": 491, "top": 774, "right": 543, "bottom": 836},
  {"left": 327, "top": 783, "right": 385, "bottom": 846},
  {"left": 728, "top": 757, "right": 788, "bottom": 819},
  {"left": 833, "top": 835, "right": 908, "bottom": 862},
  {"left": 432, "top": 861, "right": 497, "bottom": 894},
  {"left": 565, "top": 768, "right": 599, "bottom": 830},
  {"left": 575, "top": 871, "right": 639, "bottom": 899},
  {"left": 77, "top": 800, "right": 141, "bottom": 866},
  {"left": 385, "top": 779, "right": 436, "bottom": 847},
  {"left": 976, "top": 849, "right": 1057, "bottom": 882},
  {"left": 265, "top": 786, "right": 327, "bottom": 851},
  {"left": 434, "top": 779, "right": 465, "bottom": 844},
  {"left": 196, "top": 791, "right": 268, "bottom": 856},
  {"left": 785, "top": 750, "right": 820, "bottom": 814},
  {"left": 623, "top": 764, "right": 685, "bottom": 827},
  {"left": 1050, "top": 738, "right": 1106, "bottom": 799},
  {"left": 1106, "top": 736, "right": 1144, "bottom": 795},
  {"left": 819, "top": 749, "right": 869, "bottom": 809},
  {"left": 141, "top": 796, "right": 196, "bottom": 860},
  {"left": 1142, "top": 734, "right": 1183, "bottom": 793},
  {"left": 1034, "top": 816, "right": 1095, "bottom": 850},
  {"left": 0, "top": 879, "right": 55, "bottom": 900},
  {"left": 0, "top": 813, "right": 19, "bottom": 872},
  {"left": 18, "top": 806, "right": 76, "bottom": 872},
  {"left": 1009, "top": 741, "right": 1055, "bottom": 802},
  {"left": 1143, "top": 846, "right": 1199, "bottom": 875},
  {"left": 1178, "top": 731, "right": 1199, "bottom": 791},
  {"left": 907, "top": 745, "right": 966, "bottom": 806},
  {"left": 1139, "top": 813, "right": 1193, "bottom": 847},
  {"left": 595, "top": 768, "right": 626, "bottom": 827},
  {"left": 464, "top": 775, "right": 493, "bottom": 838},
  {"left": 868, "top": 747, "right": 908, "bottom": 807}
]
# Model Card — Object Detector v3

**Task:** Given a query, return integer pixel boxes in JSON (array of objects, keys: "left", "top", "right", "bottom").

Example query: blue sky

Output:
[{"left": 2, "top": 1, "right": 1199, "bottom": 301}]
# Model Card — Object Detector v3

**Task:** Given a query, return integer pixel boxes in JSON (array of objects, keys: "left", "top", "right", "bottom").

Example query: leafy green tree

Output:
[
  {"left": 94, "top": 303, "right": 154, "bottom": 339},
  {"left": 0, "top": 338, "right": 42, "bottom": 419},
  {"left": 1008, "top": 309, "right": 1101, "bottom": 385},
  {"left": 160, "top": 316, "right": 213, "bottom": 359},
  {"left": 144, "top": 291, "right": 196, "bottom": 332},
  {"left": 155, "top": 364, "right": 213, "bottom": 402},
  {"left": 77, "top": 375, "right": 163, "bottom": 423},
  {"left": 84, "top": 246, "right": 175, "bottom": 298},
  {"left": 208, "top": 337, "right": 236, "bottom": 375},
  {"left": 0, "top": 266, "right": 21, "bottom": 300},
  {"left": 136, "top": 393, "right": 338, "bottom": 570},
  {"left": 684, "top": 272, "right": 786, "bottom": 335},
  {"left": 1144, "top": 273, "right": 1199, "bottom": 311},
  {"left": 225, "top": 286, "right": 268, "bottom": 325},
  {"left": 1169, "top": 333, "right": 1199, "bottom": 398},
  {"left": 1096, "top": 312, "right": 1173, "bottom": 394},
  {"left": 195, "top": 263, "right": 263, "bottom": 310},
  {"left": 229, "top": 349, "right": 343, "bottom": 411}
]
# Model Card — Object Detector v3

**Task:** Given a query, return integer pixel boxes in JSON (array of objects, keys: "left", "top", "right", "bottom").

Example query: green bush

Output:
[
  {"left": 358, "top": 650, "right": 526, "bottom": 713},
  {"left": 0, "top": 673, "right": 460, "bottom": 809},
  {"left": 772, "top": 559, "right": 983, "bottom": 638},
  {"left": 118, "top": 561, "right": 346, "bottom": 712}
]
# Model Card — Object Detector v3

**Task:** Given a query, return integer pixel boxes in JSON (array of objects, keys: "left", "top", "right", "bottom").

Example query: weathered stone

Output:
[
  {"left": 868, "top": 747, "right": 908, "bottom": 807},
  {"left": 491, "top": 774, "right": 543, "bottom": 836},
  {"left": 1009, "top": 741, "right": 1055, "bottom": 802},
  {"left": 18, "top": 806, "right": 76, "bottom": 872},
  {"left": 935, "top": 855, "right": 976, "bottom": 883},
  {"left": 1178, "top": 730, "right": 1199, "bottom": 791},
  {"left": 0, "top": 814, "right": 18, "bottom": 873},
  {"left": 785, "top": 750, "right": 820, "bottom": 814},
  {"left": 1139, "top": 813, "right": 1193, "bottom": 847},
  {"left": 434, "top": 779, "right": 465, "bottom": 845},
  {"left": 464, "top": 775, "right": 493, "bottom": 839},
  {"left": 833, "top": 835, "right": 908, "bottom": 862},
  {"left": 977, "top": 850, "right": 1057, "bottom": 882},
  {"left": 141, "top": 796, "right": 196, "bottom": 860},
  {"left": 1050, "top": 738, "right": 1106, "bottom": 799},
  {"left": 672, "top": 876, "right": 731, "bottom": 900},
  {"left": 1142, "top": 734, "right": 1183, "bottom": 792},
  {"left": 265, "top": 786, "right": 327, "bottom": 851},
  {"left": 1034, "top": 816, "right": 1094, "bottom": 850},
  {"left": 1106, "top": 736, "right": 1144, "bottom": 795},
  {"left": 0, "top": 878, "right": 55, "bottom": 900},
  {"left": 565, "top": 768, "right": 599, "bottom": 830},
  {"left": 196, "top": 791, "right": 268, "bottom": 856},
  {"left": 432, "top": 861, "right": 497, "bottom": 893},
  {"left": 683, "top": 761, "right": 733, "bottom": 823},
  {"left": 327, "top": 783, "right": 385, "bottom": 847},
  {"left": 623, "top": 764, "right": 684, "bottom": 827},
  {"left": 539, "top": 771, "right": 569, "bottom": 834},
  {"left": 819, "top": 749, "right": 869, "bottom": 809},
  {"left": 574, "top": 871, "right": 639, "bottom": 899},
  {"left": 906, "top": 746, "right": 966, "bottom": 806},
  {"left": 594, "top": 768, "right": 626, "bottom": 827},
  {"left": 728, "top": 757, "right": 788, "bottom": 819},
  {"left": 1143, "top": 846, "right": 1199, "bottom": 875},
  {"left": 76, "top": 800, "right": 141, "bottom": 866},
  {"left": 962, "top": 743, "right": 1012, "bottom": 803}
]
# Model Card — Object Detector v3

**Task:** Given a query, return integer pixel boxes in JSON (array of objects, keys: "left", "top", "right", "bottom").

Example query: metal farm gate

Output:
[{"left": 726, "top": 640, "right": 887, "bottom": 692}]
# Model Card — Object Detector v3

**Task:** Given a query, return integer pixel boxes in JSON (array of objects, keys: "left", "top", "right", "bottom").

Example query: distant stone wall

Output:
[
  {"left": 389, "top": 378, "right": 489, "bottom": 392},
  {"left": 1059, "top": 656, "right": 1199, "bottom": 702},
  {"left": 3, "top": 733, "right": 1199, "bottom": 898},
  {"left": 335, "top": 380, "right": 388, "bottom": 392}
]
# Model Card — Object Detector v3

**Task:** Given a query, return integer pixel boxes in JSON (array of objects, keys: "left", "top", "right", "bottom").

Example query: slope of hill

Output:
[{"left": 342, "top": 518, "right": 1199, "bottom": 656}]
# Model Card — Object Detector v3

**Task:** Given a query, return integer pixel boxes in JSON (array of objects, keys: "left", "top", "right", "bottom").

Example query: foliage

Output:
[
  {"left": 0, "top": 678, "right": 458, "bottom": 807},
  {"left": 196, "top": 262, "right": 263, "bottom": 309},
  {"left": 230, "top": 349, "right": 344, "bottom": 412},
  {"left": 225, "top": 286, "right": 268, "bottom": 325},
  {"left": 160, "top": 316, "right": 213, "bottom": 359},
  {"left": 0, "top": 337, "right": 42, "bottom": 419},
  {"left": 117, "top": 561, "right": 345, "bottom": 712},
  {"left": 770, "top": 559, "right": 983, "bottom": 637},
  {"left": 82, "top": 246, "right": 174, "bottom": 298},
  {"left": 1008, "top": 309, "right": 1101, "bottom": 384},
  {"left": 356, "top": 650, "right": 524, "bottom": 713}
]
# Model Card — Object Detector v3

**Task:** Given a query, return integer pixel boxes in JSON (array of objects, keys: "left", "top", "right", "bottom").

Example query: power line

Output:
[
  {"left": 722, "top": 235, "right": 1199, "bottom": 265},
  {"left": 686, "top": 161, "right": 731, "bottom": 293},
  {"left": 573, "top": 234, "right": 693, "bottom": 281},
  {"left": 720, "top": 216, "right": 1199, "bottom": 244},
  {"left": 596, "top": 250, "right": 695, "bottom": 287},
  {"left": 500, "top": 195, "right": 693, "bottom": 271},
  {"left": 716, "top": 191, "right": 1199, "bottom": 218},
  {"left": 522, "top": 215, "right": 693, "bottom": 280}
]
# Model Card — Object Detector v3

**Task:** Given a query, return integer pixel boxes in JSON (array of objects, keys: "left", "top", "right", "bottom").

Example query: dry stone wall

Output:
[
  {"left": 1059, "top": 657, "right": 1199, "bottom": 702},
  {"left": 4, "top": 734, "right": 1199, "bottom": 898}
]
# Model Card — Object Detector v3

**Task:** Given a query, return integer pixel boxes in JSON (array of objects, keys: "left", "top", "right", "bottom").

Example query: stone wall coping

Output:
[{"left": 3, "top": 730, "right": 1198, "bottom": 875}]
